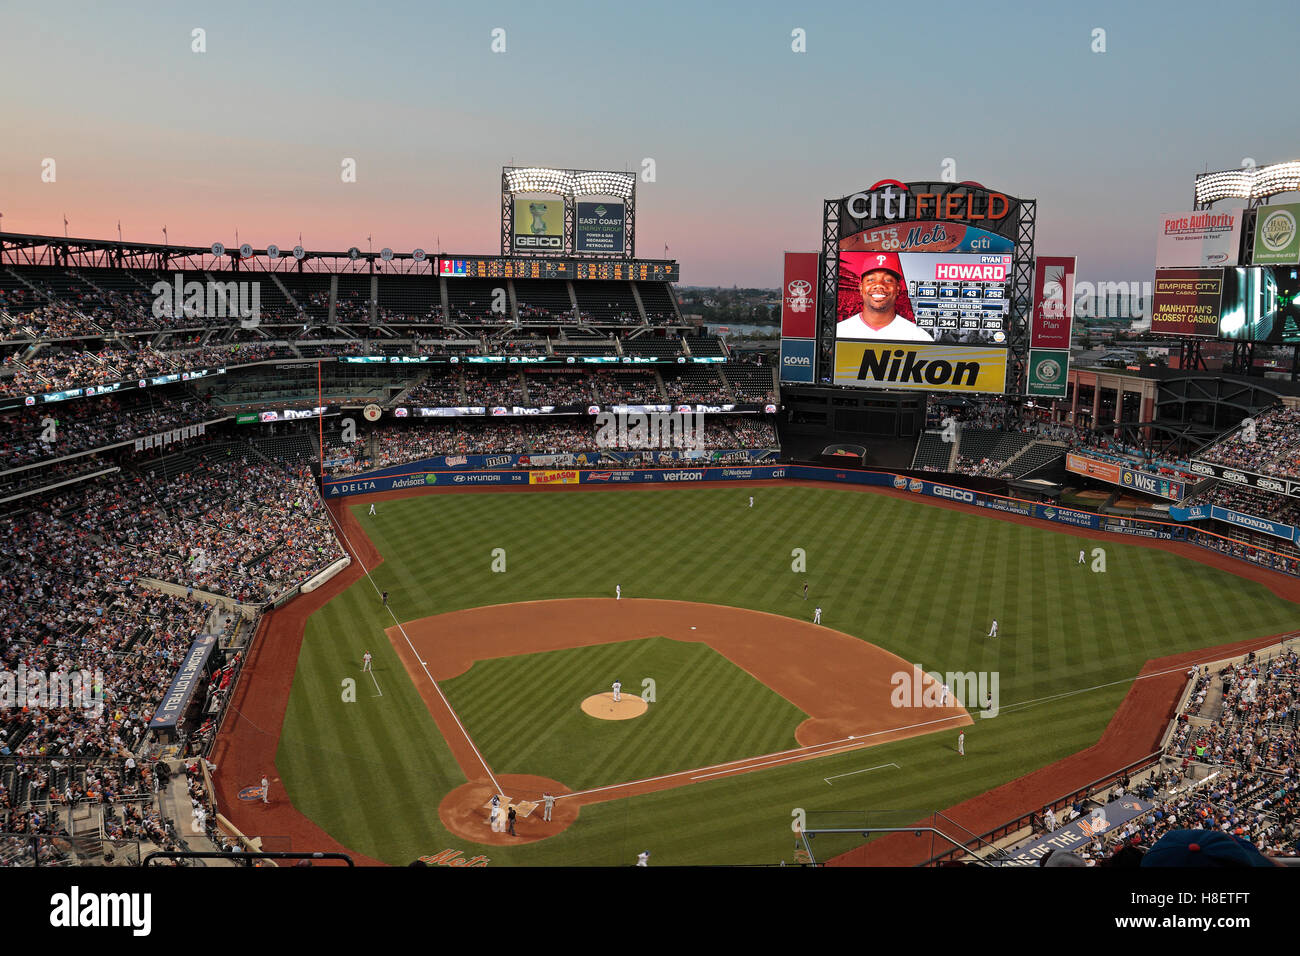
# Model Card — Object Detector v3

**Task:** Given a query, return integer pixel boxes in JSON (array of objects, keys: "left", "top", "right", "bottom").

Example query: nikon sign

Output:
[{"left": 833, "top": 342, "right": 1007, "bottom": 394}]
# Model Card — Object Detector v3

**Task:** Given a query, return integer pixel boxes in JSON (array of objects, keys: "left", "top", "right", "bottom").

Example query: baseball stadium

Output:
[
  {"left": 4, "top": 164, "right": 1300, "bottom": 875},
  {"left": 4, "top": 7, "right": 1300, "bottom": 896}
]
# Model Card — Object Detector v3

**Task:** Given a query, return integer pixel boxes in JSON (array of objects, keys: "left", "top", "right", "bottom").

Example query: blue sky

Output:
[{"left": 1, "top": 0, "right": 1297, "bottom": 285}]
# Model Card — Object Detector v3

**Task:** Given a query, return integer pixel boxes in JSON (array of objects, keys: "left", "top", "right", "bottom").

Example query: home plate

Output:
[{"left": 690, "top": 626, "right": 696, "bottom": 630}]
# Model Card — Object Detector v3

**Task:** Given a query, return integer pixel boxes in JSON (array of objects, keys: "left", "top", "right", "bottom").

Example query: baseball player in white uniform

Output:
[
  {"left": 542, "top": 793, "right": 556, "bottom": 822},
  {"left": 362, "top": 652, "right": 372, "bottom": 672},
  {"left": 813, "top": 606, "right": 822, "bottom": 625},
  {"left": 612, "top": 680, "right": 622, "bottom": 703},
  {"left": 748, "top": 496, "right": 753, "bottom": 508},
  {"left": 636, "top": 850, "right": 650, "bottom": 866},
  {"left": 1078, "top": 549, "right": 1085, "bottom": 564},
  {"left": 368, "top": 503, "right": 376, "bottom": 516},
  {"left": 261, "top": 776, "right": 270, "bottom": 803},
  {"left": 987, "top": 619, "right": 998, "bottom": 638},
  {"left": 616, "top": 584, "right": 621, "bottom": 600},
  {"left": 957, "top": 731, "right": 965, "bottom": 756},
  {"left": 940, "top": 683, "right": 950, "bottom": 707}
]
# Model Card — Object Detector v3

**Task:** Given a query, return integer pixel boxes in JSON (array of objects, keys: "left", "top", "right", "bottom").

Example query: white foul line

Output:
[
  {"left": 824, "top": 763, "right": 899, "bottom": 785},
  {"left": 324, "top": 500, "right": 502, "bottom": 796},
  {"left": 369, "top": 669, "right": 383, "bottom": 697}
]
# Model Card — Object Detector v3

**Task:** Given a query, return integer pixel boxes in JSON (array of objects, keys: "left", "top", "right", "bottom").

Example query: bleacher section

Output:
[
  {"left": 912, "top": 432, "right": 953, "bottom": 470},
  {"left": 574, "top": 281, "right": 640, "bottom": 326}
]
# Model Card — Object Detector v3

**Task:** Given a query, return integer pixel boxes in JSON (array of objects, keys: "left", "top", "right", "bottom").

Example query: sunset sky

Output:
[{"left": 2, "top": 0, "right": 1297, "bottom": 287}]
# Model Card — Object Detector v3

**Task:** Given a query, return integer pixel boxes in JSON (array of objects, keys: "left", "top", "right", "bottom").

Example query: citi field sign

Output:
[{"left": 839, "top": 181, "right": 1022, "bottom": 240}]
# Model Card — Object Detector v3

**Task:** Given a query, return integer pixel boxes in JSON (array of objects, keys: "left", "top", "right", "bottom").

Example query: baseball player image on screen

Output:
[{"left": 836, "top": 251, "right": 934, "bottom": 342}]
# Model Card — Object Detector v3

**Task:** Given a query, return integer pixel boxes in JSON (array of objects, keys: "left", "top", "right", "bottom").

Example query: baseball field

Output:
[{"left": 248, "top": 483, "right": 1300, "bottom": 865}]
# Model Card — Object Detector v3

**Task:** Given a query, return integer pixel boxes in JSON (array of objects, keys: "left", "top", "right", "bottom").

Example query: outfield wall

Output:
[{"left": 321, "top": 464, "right": 1299, "bottom": 577}]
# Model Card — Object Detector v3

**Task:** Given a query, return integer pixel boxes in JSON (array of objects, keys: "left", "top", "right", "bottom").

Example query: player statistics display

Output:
[{"left": 836, "top": 251, "right": 1011, "bottom": 346}]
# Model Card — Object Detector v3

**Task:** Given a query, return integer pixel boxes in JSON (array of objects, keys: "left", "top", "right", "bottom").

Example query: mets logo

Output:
[{"left": 238, "top": 786, "right": 267, "bottom": 802}]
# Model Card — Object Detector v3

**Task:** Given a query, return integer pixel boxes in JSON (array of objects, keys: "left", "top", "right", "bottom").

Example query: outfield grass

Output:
[
  {"left": 439, "top": 637, "right": 806, "bottom": 790},
  {"left": 276, "top": 484, "right": 1300, "bottom": 865}
]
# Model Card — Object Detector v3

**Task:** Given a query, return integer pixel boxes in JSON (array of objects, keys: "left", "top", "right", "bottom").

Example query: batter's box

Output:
[
  {"left": 481, "top": 794, "right": 513, "bottom": 811},
  {"left": 512, "top": 799, "right": 538, "bottom": 818}
]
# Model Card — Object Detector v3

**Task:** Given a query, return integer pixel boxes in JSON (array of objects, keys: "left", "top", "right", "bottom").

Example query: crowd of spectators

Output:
[
  {"left": 523, "top": 372, "right": 591, "bottom": 405},
  {"left": 1200, "top": 406, "right": 1300, "bottom": 480},
  {"left": 1191, "top": 481, "right": 1300, "bottom": 527},
  {"left": 1, "top": 394, "right": 219, "bottom": 469},
  {"left": 326, "top": 416, "right": 780, "bottom": 477}
]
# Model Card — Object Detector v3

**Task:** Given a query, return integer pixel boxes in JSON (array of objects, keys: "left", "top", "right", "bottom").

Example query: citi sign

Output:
[{"left": 845, "top": 181, "right": 1012, "bottom": 223}]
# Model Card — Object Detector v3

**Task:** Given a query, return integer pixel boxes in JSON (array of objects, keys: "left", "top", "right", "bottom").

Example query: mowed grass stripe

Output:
[{"left": 274, "top": 486, "right": 1300, "bottom": 864}]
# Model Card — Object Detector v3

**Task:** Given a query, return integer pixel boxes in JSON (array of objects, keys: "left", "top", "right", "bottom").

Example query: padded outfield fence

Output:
[{"left": 320, "top": 462, "right": 1300, "bottom": 579}]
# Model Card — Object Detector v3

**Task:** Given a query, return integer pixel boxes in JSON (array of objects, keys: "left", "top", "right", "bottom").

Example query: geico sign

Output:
[
  {"left": 514, "top": 235, "right": 562, "bottom": 248},
  {"left": 933, "top": 485, "right": 975, "bottom": 503}
]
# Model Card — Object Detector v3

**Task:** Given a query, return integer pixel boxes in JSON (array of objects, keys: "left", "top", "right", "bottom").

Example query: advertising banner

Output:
[
  {"left": 833, "top": 341, "right": 1007, "bottom": 394},
  {"left": 1150, "top": 269, "right": 1225, "bottom": 337},
  {"left": 530, "top": 470, "right": 580, "bottom": 485},
  {"left": 840, "top": 221, "right": 1014, "bottom": 254},
  {"left": 148, "top": 634, "right": 219, "bottom": 733},
  {"left": 1252, "top": 203, "right": 1300, "bottom": 265},
  {"left": 1005, "top": 797, "right": 1155, "bottom": 866},
  {"left": 575, "top": 201, "right": 625, "bottom": 255},
  {"left": 1066, "top": 453, "right": 1121, "bottom": 484},
  {"left": 1155, "top": 210, "right": 1242, "bottom": 267},
  {"left": 780, "top": 337, "right": 816, "bottom": 383},
  {"left": 512, "top": 196, "right": 565, "bottom": 252},
  {"left": 1187, "top": 459, "right": 1299, "bottom": 498},
  {"left": 1067, "top": 453, "right": 1185, "bottom": 500},
  {"left": 1027, "top": 349, "right": 1070, "bottom": 399},
  {"left": 1029, "top": 256, "right": 1076, "bottom": 349},
  {"left": 781, "top": 252, "right": 819, "bottom": 338},
  {"left": 1209, "top": 505, "right": 1295, "bottom": 542},
  {"left": 1034, "top": 504, "right": 1101, "bottom": 529}
]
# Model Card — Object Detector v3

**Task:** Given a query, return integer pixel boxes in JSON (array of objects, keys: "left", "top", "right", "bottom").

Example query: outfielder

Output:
[
  {"left": 957, "top": 731, "right": 965, "bottom": 756},
  {"left": 612, "top": 680, "right": 622, "bottom": 703},
  {"left": 987, "top": 619, "right": 998, "bottom": 638},
  {"left": 1078, "top": 549, "right": 1085, "bottom": 564},
  {"left": 813, "top": 606, "right": 822, "bottom": 625},
  {"left": 636, "top": 850, "right": 650, "bottom": 867},
  {"left": 616, "top": 584, "right": 621, "bottom": 600},
  {"left": 362, "top": 652, "right": 372, "bottom": 672},
  {"left": 368, "top": 503, "right": 376, "bottom": 516},
  {"left": 748, "top": 496, "right": 753, "bottom": 508},
  {"left": 940, "top": 683, "right": 950, "bottom": 706}
]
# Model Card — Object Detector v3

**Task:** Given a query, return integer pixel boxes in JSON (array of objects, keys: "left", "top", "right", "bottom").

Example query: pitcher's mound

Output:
[{"left": 581, "top": 693, "right": 647, "bottom": 720}]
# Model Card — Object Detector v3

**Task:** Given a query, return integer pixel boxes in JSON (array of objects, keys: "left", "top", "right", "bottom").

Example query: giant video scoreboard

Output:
[{"left": 437, "top": 257, "right": 678, "bottom": 281}]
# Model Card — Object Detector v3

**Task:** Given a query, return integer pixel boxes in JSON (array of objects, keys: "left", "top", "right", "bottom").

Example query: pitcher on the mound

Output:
[{"left": 612, "top": 680, "right": 622, "bottom": 703}]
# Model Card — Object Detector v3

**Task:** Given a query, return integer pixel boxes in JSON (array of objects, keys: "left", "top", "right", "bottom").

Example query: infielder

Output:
[
  {"left": 957, "top": 731, "right": 965, "bottom": 756},
  {"left": 616, "top": 584, "right": 621, "bottom": 600},
  {"left": 813, "top": 606, "right": 822, "bottom": 625},
  {"left": 362, "top": 652, "right": 372, "bottom": 672},
  {"left": 368, "top": 503, "right": 376, "bottom": 516},
  {"left": 261, "top": 776, "right": 270, "bottom": 803},
  {"left": 987, "top": 619, "right": 998, "bottom": 638},
  {"left": 612, "top": 680, "right": 622, "bottom": 703},
  {"left": 542, "top": 793, "right": 556, "bottom": 822},
  {"left": 940, "top": 683, "right": 950, "bottom": 706}
]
